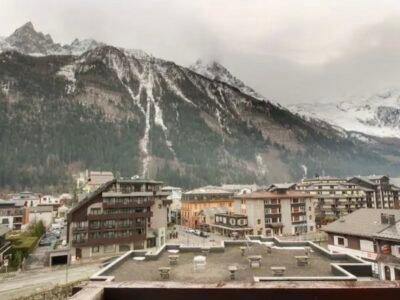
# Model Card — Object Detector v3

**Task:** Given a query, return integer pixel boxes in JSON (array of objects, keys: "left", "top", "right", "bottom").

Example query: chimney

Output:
[
  {"left": 381, "top": 213, "right": 388, "bottom": 224},
  {"left": 381, "top": 213, "right": 396, "bottom": 225},
  {"left": 388, "top": 214, "right": 395, "bottom": 225}
]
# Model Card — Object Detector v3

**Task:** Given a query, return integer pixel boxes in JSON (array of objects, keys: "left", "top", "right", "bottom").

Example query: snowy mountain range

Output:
[
  {"left": 0, "top": 21, "right": 103, "bottom": 56},
  {"left": 289, "top": 90, "right": 400, "bottom": 138},
  {"left": 1, "top": 22, "right": 400, "bottom": 189}
]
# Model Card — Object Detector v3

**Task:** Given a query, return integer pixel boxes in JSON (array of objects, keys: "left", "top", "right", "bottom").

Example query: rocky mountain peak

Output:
[
  {"left": 190, "top": 59, "right": 265, "bottom": 101},
  {"left": 1, "top": 22, "right": 104, "bottom": 56},
  {"left": 5, "top": 21, "right": 59, "bottom": 55}
]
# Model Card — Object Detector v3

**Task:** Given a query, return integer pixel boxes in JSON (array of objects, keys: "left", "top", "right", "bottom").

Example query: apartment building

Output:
[
  {"left": 348, "top": 175, "right": 399, "bottom": 209},
  {"left": 67, "top": 179, "right": 171, "bottom": 260},
  {"left": 297, "top": 177, "right": 378, "bottom": 224},
  {"left": 233, "top": 190, "right": 316, "bottom": 236},
  {"left": 323, "top": 209, "right": 400, "bottom": 280},
  {"left": 0, "top": 199, "right": 24, "bottom": 230},
  {"left": 181, "top": 188, "right": 233, "bottom": 228}
]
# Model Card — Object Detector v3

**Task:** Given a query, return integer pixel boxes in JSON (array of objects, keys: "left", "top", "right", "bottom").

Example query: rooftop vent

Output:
[{"left": 381, "top": 213, "right": 396, "bottom": 225}]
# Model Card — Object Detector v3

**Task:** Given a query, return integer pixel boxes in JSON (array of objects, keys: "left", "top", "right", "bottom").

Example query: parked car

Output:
[
  {"left": 200, "top": 231, "right": 209, "bottom": 238},
  {"left": 39, "top": 236, "right": 57, "bottom": 246}
]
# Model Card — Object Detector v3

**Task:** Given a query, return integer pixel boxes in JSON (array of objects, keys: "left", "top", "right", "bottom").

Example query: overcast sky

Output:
[{"left": 1, "top": 0, "right": 400, "bottom": 104}]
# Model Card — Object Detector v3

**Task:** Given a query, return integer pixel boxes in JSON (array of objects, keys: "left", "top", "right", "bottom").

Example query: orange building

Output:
[{"left": 181, "top": 188, "right": 234, "bottom": 229}]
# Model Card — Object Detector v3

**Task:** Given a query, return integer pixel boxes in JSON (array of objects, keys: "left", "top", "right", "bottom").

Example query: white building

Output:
[
  {"left": 233, "top": 190, "right": 317, "bottom": 236},
  {"left": 28, "top": 206, "right": 54, "bottom": 227}
]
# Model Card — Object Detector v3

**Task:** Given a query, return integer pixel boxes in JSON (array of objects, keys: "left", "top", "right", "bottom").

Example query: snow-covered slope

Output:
[
  {"left": 189, "top": 59, "right": 267, "bottom": 102},
  {"left": 0, "top": 37, "right": 15, "bottom": 52},
  {"left": 289, "top": 90, "right": 400, "bottom": 138}
]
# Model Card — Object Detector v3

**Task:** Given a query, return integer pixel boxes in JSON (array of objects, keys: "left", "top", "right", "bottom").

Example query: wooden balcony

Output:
[
  {"left": 103, "top": 200, "right": 154, "bottom": 209},
  {"left": 87, "top": 211, "right": 152, "bottom": 221}
]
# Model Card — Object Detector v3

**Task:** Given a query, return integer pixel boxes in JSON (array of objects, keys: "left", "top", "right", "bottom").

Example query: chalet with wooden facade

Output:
[{"left": 67, "top": 179, "right": 171, "bottom": 260}]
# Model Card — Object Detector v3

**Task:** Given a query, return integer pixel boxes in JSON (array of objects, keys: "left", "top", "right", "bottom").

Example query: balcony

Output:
[
  {"left": 265, "top": 223, "right": 284, "bottom": 228},
  {"left": 292, "top": 219, "right": 307, "bottom": 224},
  {"left": 291, "top": 202, "right": 305, "bottom": 206},
  {"left": 291, "top": 210, "right": 306, "bottom": 215},
  {"left": 72, "top": 227, "right": 88, "bottom": 233},
  {"left": 71, "top": 234, "right": 146, "bottom": 247},
  {"left": 87, "top": 211, "right": 152, "bottom": 221},
  {"left": 265, "top": 212, "right": 281, "bottom": 216},
  {"left": 88, "top": 224, "right": 143, "bottom": 231},
  {"left": 264, "top": 203, "right": 280, "bottom": 207},
  {"left": 103, "top": 200, "right": 155, "bottom": 209}
]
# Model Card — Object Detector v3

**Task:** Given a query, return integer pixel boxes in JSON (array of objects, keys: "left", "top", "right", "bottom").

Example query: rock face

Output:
[
  {"left": 0, "top": 23, "right": 399, "bottom": 189},
  {"left": 189, "top": 59, "right": 265, "bottom": 101}
]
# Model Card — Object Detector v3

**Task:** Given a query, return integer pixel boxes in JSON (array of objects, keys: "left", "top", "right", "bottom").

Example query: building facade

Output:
[
  {"left": 348, "top": 175, "right": 399, "bottom": 209},
  {"left": 161, "top": 186, "right": 182, "bottom": 224},
  {"left": 27, "top": 206, "right": 54, "bottom": 227},
  {"left": 181, "top": 188, "right": 234, "bottom": 228},
  {"left": 67, "top": 179, "right": 171, "bottom": 260},
  {"left": 233, "top": 190, "right": 316, "bottom": 236},
  {"left": 211, "top": 212, "right": 253, "bottom": 238},
  {"left": 0, "top": 199, "right": 24, "bottom": 230},
  {"left": 323, "top": 209, "right": 400, "bottom": 280},
  {"left": 296, "top": 176, "right": 400, "bottom": 225}
]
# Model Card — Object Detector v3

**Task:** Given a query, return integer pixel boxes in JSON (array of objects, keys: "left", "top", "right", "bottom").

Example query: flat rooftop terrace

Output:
[{"left": 102, "top": 243, "right": 355, "bottom": 283}]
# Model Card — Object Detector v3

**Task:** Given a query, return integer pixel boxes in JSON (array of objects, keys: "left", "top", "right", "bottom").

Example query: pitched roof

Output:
[
  {"left": 348, "top": 176, "right": 377, "bottom": 186},
  {"left": 184, "top": 187, "right": 233, "bottom": 195},
  {"left": 322, "top": 209, "right": 400, "bottom": 238},
  {"left": 236, "top": 190, "right": 310, "bottom": 199},
  {"left": 374, "top": 221, "right": 400, "bottom": 242},
  {"left": 267, "top": 183, "right": 296, "bottom": 191},
  {"left": 199, "top": 207, "right": 228, "bottom": 217}
]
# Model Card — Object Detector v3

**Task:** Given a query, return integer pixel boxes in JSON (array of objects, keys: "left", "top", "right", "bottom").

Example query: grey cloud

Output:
[{"left": 1, "top": 1, "right": 400, "bottom": 104}]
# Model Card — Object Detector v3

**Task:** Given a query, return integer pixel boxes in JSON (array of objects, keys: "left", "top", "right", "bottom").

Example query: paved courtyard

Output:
[{"left": 105, "top": 244, "right": 349, "bottom": 283}]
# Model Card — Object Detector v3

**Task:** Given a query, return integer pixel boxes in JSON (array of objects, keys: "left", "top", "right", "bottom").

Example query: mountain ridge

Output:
[{"left": 1, "top": 23, "right": 399, "bottom": 190}]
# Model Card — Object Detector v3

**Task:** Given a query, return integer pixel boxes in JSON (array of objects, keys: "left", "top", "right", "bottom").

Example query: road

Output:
[
  {"left": 168, "top": 225, "right": 232, "bottom": 247},
  {"left": 0, "top": 262, "right": 99, "bottom": 300}
]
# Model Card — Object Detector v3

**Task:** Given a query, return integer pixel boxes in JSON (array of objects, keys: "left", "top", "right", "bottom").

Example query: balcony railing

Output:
[
  {"left": 292, "top": 219, "right": 307, "bottom": 224},
  {"left": 103, "top": 200, "right": 154, "bottom": 209},
  {"left": 72, "top": 234, "right": 146, "bottom": 247},
  {"left": 87, "top": 211, "right": 152, "bottom": 220}
]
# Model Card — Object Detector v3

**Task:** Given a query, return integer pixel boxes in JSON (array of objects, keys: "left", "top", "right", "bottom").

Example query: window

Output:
[
  {"left": 92, "top": 246, "right": 100, "bottom": 253},
  {"left": 335, "top": 236, "right": 348, "bottom": 247},
  {"left": 1, "top": 218, "right": 9, "bottom": 225},
  {"left": 90, "top": 208, "right": 101, "bottom": 215},
  {"left": 257, "top": 219, "right": 261, "bottom": 225}
]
